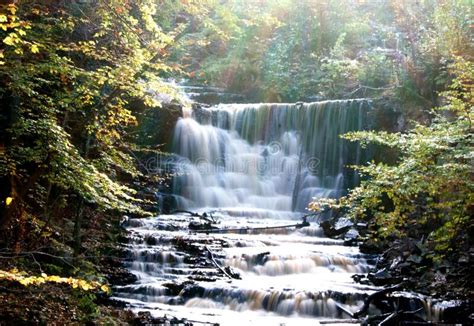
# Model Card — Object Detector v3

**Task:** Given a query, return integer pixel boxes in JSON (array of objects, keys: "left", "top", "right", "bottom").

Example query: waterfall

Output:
[
  {"left": 113, "top": 99, "right": 442, "bottom": 325},
  {"left": 172, "top": 99, "right": 371, "bottom": 212}
]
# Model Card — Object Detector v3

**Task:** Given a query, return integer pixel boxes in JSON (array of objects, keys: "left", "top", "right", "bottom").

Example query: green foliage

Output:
[
  {"left": 75, "top": 291, "right": 99, "bottom": 322},
  {"left": 309, "top": 57, "right": 473, "bottom": 260},
  {"left": 182, "top": 0, "right": 472, "bottom": 104},
  {"left": 0, "top": 0, "right": 187, "bottom": 218}
]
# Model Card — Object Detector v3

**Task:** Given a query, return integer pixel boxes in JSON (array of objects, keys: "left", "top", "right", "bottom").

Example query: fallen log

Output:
[
  {"left": 335, "top": 284, "right": 403, "bottom": 319},
  {"left": 379, "top": 308, "right": 426, "bottom": 326},
  {"left": 204, "top": 246, "right": 240, "bottom": 280},
  {"left": 172, "top": 210, "right": 217, "bottom": 223},
  {"left": 353, "top": 284, "right": 403, "bottom": 319},
  {"left": 319, "top": 319, "right": 359, "bottom": 324},
  {"left": 193, "top": 221, "right": 310, "bottom": 234},
  {"left": 363, "top": 312, "right": 392, "bottom": 324},
  {"left": 379, "top": 312, "right": 398, "bottom": 326},
  {"left": 334, "top": 302, "right": 355, "bottom": 318}
]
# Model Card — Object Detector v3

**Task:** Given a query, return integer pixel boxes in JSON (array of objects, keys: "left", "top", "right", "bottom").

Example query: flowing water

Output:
[
  {"left": 172, "top": 100, "right": 371, "bottom": 212},
  {"left": 113, "top": 100, "right": 436, "bottom": 324}
]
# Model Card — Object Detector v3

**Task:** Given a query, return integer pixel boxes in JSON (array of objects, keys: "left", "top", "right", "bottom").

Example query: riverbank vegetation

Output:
[
  {"left": 0, "top": 0, "right": 472, "bottom": 324},
  {"left": 0, "top": 0, "right": 191, "bottom": 323},
  {"left": 310, "top": 58, "right": 473, "bottom": 298}
]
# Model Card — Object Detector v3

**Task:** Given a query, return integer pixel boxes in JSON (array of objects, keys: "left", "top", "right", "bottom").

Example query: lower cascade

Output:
[{"left": 113, "top": 100, "right": 440, "bottom": 324}]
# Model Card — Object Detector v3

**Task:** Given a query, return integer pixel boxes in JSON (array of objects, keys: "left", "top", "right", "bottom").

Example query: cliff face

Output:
[{"left": 131, "top": 100, "right": 184, "bottom": 152}]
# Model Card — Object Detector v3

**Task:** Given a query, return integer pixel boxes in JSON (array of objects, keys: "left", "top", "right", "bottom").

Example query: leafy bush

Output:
[{"left": 309, "top": 57, "right": 473, "bottom": 261}]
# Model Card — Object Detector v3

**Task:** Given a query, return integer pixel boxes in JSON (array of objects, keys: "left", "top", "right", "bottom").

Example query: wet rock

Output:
[
  {"left": 344, "top": 228, "right": 359, "bottom": 240},
  {"left": 105, "top": 267, "right": 138, "bottom": 286},
  {"left": 162, "top": 281, "right": 194, "bottom": 296},
  {"left": 180, "top": 284, "right": 206, "bottom": 299},
  {"left": 396, "top": 262, "right": 413, "bottom": 274},
  {"left": 320, "top": 220, "right": 352, "bottom": 238},
  {"left": 359, "top": 239, "right": 383, "bottom": 254},
  {"left": 440, "top": 300, "right": 474, "bottom": 324},
  {"left": 188, "top": 221, "right": 218, "bottom": 231},
  {"left": 189, "top": 275, "right": 218, "bottom": 282},
  {"left": 133, "top": 311, "right": 194, "bottom": 326},
  {"left": 407, "top": 255, "right": 423, "bottom": 264},
  {"left": 343, "top": 229, "right": 360, "bottom": 246},
  {"left": 145, "top": 236, "right": 157, "bottom": 246},
  {"left": 389, "top": 256, "right": 402, "bottom": 269},
  {"left": 224, "top": 266, "right": 241, "bottom": 279},
  {"left": 352, "top": 273, "right": 371, "bottom": 285},
  {"left": 132, "top": 100, "right": 183, "bottom": 151},
  {"left": 245, "top": 251, "right": 270, "bottom": 265},
  {"left": 457, "top": 254, "right": 469, "bottom": 265},
  {"left": 367, "top": 268, "right": 398, "bottom": 286},
  {"left": 160, "top": 194, "right": 178, "bottom": 214}
]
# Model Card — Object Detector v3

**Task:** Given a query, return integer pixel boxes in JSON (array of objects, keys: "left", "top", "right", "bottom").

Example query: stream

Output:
[{"left": 112, "top": 100, "right": 442, "bottom": 324}]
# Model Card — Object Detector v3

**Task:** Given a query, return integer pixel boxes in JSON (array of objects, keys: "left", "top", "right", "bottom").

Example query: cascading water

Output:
[
  {"left": 172, "top": 100, "right": 371, "bottom": 213},
  {"left": 113, "top": 99, "right": 436, "bottom": 324}
]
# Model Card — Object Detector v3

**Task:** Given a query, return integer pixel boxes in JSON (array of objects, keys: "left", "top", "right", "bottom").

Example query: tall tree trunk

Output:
[
  {"left": 73, "top": 198, "right": 84, "bottom": 257},
  {"left": 72, "top": 130, "right": 93, "bottom": 257}
]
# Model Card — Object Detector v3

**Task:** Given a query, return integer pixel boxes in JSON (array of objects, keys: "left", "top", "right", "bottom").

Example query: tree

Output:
[{"left": 0, "top": 0, "right": 185, "bottom": 251}]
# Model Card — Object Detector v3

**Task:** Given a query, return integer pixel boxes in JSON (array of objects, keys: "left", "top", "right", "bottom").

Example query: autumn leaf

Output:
[
  {"left": 3, "top": 35, "right": 16, "bottom": 46},
  {"left": 30, "top": 44, "right": 39, "bottom": 53},
  {"left": 100, "top": 284, "right": 110, "bottom": 293}
]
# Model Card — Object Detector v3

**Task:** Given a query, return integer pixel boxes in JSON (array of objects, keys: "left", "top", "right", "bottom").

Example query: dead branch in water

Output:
[
  {"left": 353, "top": 284, "right": 403, "bottom": 318},
  {"left": 172, "top": 210, "right": 217, "bottom": 223},
  {"left": 333, "top": 285, "right": 429, "bottom": 326},
  {"left": 204, "top": 246, "right": 240, "bottom": 280},
  {"left": 334, "top": 284, "right": 403, "bottom": 319}
]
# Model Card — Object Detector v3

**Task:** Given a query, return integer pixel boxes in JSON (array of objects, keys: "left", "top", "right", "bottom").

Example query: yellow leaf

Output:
[
  {"left": 36, "top": 277, "right": 46, "bottom": 284},
  {"left": 46, "top": 275, "right": 62, "bottom": 282},
  {"left": 78, "top": 280, "right": 88, "bottom": 290},
  {"left": 8, "top": 5, "right": 16, "bottom": 15},
  {"left": 30, "top": 44, "right": 39, "bottom": 53},
  {"left": 100, "top": 284, "right": 110, "bottom": 293},
  {"left": 3, "top": 35, "right": 15, "bottom": 46},
  {"left": 5, "top": 197, "right": 13, "bottom": 206},
  {"left": 0, "top": 15, "right": 7, "bottom": 23},
  {"left": 19, "top": 277, "right": 34, "bottom": 286}
]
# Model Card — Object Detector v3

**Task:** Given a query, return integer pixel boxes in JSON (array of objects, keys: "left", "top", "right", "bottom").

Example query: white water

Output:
[
  {"left": 114, "top": 213, "right": 381, "bottom": 325},
  {"left": 172, "top": 100, "right": 371, "bottom": 212}
]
